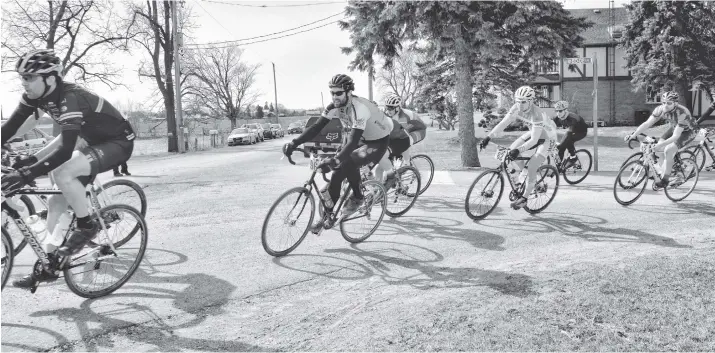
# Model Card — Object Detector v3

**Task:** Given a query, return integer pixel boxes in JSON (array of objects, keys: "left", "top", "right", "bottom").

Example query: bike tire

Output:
[
  {"left": 261, "top": 187, "right": 315, "bottom": 257},
  {"left": 2, "top": 194, "right": 35, "bottom": 256},
  {"left": 465, "top": 170, "right": 504, "bottom": 220},
  {"left": 63, "top": 204, "right": 147, "bottom": 299},
  {"left": 385, "top": 166, "right": 421, "bottom": 217},
  {"left": 686, "top": 145, "right": 706, "bottom": 172},
  {"left": 410, "top": 154, "right": 434, "bottom": 195},
  {"left": 96, "top": 178, "right": 147, "bottom": 217},
  {"left": 563, "top": 149, "right": 593, "bottom": 185},
  {"left": 664, "top": 157, "right": 699, "bottom": 202},
  {"left": 524, "top": 164, "right": 560, "bottom": 214},
  {"left": 340, "top": 180, "right": 387, "bottom": 243},
  {"left": 1, "top": 227, "right": 14, "bottom": 290},
  {"left": 613, "top": 160, "right": 649, "bottom": 206}
]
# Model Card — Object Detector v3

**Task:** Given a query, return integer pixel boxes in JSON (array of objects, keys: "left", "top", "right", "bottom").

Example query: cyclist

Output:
[
  {"left": 1, "top": 49, "right": 135, "bottom": 288},
  {"left": 282, "top": 74, "right": 392, "bottom": 227},
  {"left": 375, "top": 94, "right": 428, "bottom": 188},
  {"left": 553, "top": 100, "right": 589, "bottom": 169},
  {"left": 695, "top": 91, "right": 714, "bottom": 125},
  {"left": 625, "top": 91, "right": 698, "bottom": 189},
  {"left": 479, "top": 86, "right": 558, "bottom": 209}
]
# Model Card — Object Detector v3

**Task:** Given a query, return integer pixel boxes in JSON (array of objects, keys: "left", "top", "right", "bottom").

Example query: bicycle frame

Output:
[{"left": 484, "top": 146, "right": 532, "bottom": 195}]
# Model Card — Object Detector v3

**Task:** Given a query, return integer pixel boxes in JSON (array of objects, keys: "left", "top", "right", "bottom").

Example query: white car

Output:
[
  {"left": 3, "top": 124, "right": 52, "bottom": 154},
  {"left": 227, "top": 128, "right": 258, "bottom": 146}
]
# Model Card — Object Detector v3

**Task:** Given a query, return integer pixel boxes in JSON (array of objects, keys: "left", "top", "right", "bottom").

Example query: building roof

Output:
[{"left": 568, "top": 7, "right": 629, "bottom": 45}]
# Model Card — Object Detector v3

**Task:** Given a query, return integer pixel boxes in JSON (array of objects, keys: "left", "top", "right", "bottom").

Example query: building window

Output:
[
  {"left": 534, "top": 85, "right": 554, "bottom": 107},
  {"left": 646, "top": 83, "right": 665, "bottom": 104},
  {"left": 534, "top": 59, "right": 558, "bottom": 74}
]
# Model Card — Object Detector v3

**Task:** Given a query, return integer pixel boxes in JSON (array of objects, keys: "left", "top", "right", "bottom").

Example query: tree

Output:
[
  {"left": 256, "top": 105, "right": 264, "bottom": 118},
  {"left": 340, "top": 1, "right": 590, "bottom": 167},
  {"left": 2, "top": 0, "right": 137, "bottom": 88},
  {"left": 621, "top": 1, "right": 715, "bottom": 106},
  {"left": 269, "top": 103, "right": 275, "bottom": 112},
  {"left": 377, "top": 49, "right": 423, "bottom": 107},
  {"left": 183, "top": 46, "right": 261, "bottom": 129}
]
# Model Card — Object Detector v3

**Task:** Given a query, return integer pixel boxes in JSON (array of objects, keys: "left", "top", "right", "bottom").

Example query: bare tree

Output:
[
  {"left": 183, "top": 46, "right": 261, "bottom": 130},
  {"left": 377, "top": 49, "right": 423, "bottom": 107},
  {"left": 1, "top": 0, "right": 137, "bottom": 88}
]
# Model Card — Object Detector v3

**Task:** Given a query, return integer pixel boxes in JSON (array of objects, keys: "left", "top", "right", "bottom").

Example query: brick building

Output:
[{"left": 525, "top": 7, "right": 714, "bottom": 126}]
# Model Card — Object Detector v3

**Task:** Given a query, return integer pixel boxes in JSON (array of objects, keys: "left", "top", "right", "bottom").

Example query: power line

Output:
[
  {"left": 186, "top": 20, "right": 340, "bottom": 50},
  {"left": 202, "top": 0, "right": 346, "bottom": 8},
  {"left": 185, "top": 11, "right": 345, "bottom": 47},
  {"left": 193, "top": 0, "right": 235, "bottom": 37}
]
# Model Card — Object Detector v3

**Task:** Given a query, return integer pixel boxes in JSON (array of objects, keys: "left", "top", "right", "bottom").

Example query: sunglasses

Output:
[
  {"left": 516, "top": 100, "right": 530, "bottom": 105},
  {"left": 385, "top": 106, "right": 398, "bottom": 111},
  {"left": 330, "top": 91, "right": 345, "bottom": 97},
  {"left": 555, "top": 109, "right": 565, "bottom": 113}
]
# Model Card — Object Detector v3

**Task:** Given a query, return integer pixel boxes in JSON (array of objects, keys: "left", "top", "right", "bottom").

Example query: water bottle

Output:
[
  {"left": 47, "top": 211, "right": 72, "bottom": 252},
  {"left": 25, "top": 215, "right": 49, "bottom": 245},
  {"left": 320, "top": 187, "right": 334, "bottom": 209}
]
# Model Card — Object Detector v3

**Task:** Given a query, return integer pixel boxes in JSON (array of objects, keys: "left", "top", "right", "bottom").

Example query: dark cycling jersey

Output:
[
  {"left": 561, "top": 112, "right": 588, "bottom": 134},
  {"left": 8, "top": 83, "right": 134, "bottom": 145}
]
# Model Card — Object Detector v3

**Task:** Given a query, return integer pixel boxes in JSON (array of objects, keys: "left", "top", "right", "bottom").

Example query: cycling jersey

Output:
[
  {"left": 652, "top": 103, "right": 697, "bottom": 132},
  {"left": 16, "top": 83, "right": 134, "bottom": 145},
  {"left": 322, "top": 95, "right": 392, "bottom": 141},
  {"left": 396, "top": 108, "right": 427, "bottom": 144},
  {"left": 494, "top": 103, "right": 558, "bottom": 141},
  {"left": 561, "top": 112, "right": 588, "bottom": 134}
]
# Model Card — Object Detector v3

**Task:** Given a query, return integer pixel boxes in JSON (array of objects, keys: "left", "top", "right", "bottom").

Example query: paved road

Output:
[{"left": 2, "top": 136, "right": 713, "bottom": 351}]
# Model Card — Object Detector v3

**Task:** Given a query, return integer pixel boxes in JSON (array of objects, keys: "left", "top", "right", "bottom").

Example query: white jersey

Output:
[
  {"left": 322, "top": 95, "right": 392, "bottom": 141},
  {"left": 503, "top": 103, "right": 558, "bottom": 141}
]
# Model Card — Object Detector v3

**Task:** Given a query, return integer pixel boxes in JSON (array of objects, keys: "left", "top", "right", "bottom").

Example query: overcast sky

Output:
[{"left": 0, "top": 0, "right": 630, "bottom": 117}]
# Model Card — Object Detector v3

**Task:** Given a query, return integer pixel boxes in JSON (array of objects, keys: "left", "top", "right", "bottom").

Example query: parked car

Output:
[
  {"left": 301, "top": 116, "right": 344, "bottom": 157},
  {"left": 1, "top": 122, "right": 52, "bottom": 155},
  {"left": 270, "top": 124, "right": 285, "bottom": 138},
  {"left": 260, "top": 123, "right": 274, "bottom": 139},
  {"left": 227, "top": 128, "right": 258, "bottom": 146},
  {"left": 287, "top": 122, "right": 303, "bottom": 134},
  {"left": 241, "top": 123, "right": 265, "bottom": 141}
]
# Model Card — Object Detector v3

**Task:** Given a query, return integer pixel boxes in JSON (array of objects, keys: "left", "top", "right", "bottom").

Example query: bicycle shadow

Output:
[
  {"left": 380, "top": 215, "right": 507, "bottom": 251},
  {"left": 674, "top": 201, "right": 715, "bottom": 217},
  {"left": 523, "top": 212, "right": 691, "bottom": 248}
]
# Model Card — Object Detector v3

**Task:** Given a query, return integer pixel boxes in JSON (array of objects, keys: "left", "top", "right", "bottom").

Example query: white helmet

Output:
[
  {"left": 384, "top": 94, "right": 402, "bottom": 107},
  {"left": 514, "top": 86, "right": 536, "bottom": 100},
  {"left": 16, "top": 49, "right": 63, "bottom": 78},
  {"left": 554, "top": 100, "right": 569, "bottom": 110}
]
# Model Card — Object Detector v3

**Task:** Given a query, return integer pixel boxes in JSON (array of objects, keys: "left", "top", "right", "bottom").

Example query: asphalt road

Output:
[{"left": 2, "top": 135, "right": 713, "bottom": 351}]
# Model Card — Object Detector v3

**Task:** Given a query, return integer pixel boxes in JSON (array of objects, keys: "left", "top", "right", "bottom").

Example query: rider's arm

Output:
[
  {"left": 696, "top": 103, "right": 714, "bottom": 125},
  {"left": 631, "top": 114, "right": 659, "bottom": 137},
  {"left": 487, "top": 105, "right": 518, "bottom": 139},
  {"left": 26, "top": 129, "right": 80, "bottom": 177},
  {"left": 291, "top": 117, "right": 330, "bottom": 146},
  {"left": 33, "top": 135, "right": 62, "bottom": 160},
  {"left": 1, "top": 99, "right": 35, "bottom": 145},
  {"left": 335, "top": 128, "right": 363, "bottom": 163},
  {"left": 517, "top": 126, "right": 545, "bottom": 152}
]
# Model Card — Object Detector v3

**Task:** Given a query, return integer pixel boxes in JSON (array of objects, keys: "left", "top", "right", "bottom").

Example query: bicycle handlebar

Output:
[{"left": 627, "top": 133, "right": 650, "bottom": 150}]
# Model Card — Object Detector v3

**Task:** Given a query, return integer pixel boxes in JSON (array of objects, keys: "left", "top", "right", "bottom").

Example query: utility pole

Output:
[
  {"left": 368, "top": 64, "right": 374, "bottom": 101},
  {"left": 272, "top": 62, "right": 278, "bottom": 120},
  {"left": 172, "top": 1, "right": 185, "bottom": 153},
  {"left": 321, "top": 92, "right": 325, "bottom": 110}
]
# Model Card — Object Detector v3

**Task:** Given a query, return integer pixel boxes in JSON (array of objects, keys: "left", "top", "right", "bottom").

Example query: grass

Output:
[
  {"left": 411, "top": 124, "right": 680, "bottom": 171},
  {"left": 386, "top": 251, "right": 715, "bottom": 351}
]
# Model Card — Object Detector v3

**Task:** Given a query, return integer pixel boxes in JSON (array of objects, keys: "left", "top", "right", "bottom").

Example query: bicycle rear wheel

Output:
[
  {"left": 664, "top": 157, "right": 699, "bottom": 202},
  {"left": 613, "top": 160, "right": 649, "bottom": 206},
  {"left": 340, "top": 180, "right": 387, "bottom": 243},
  {"left": 261, "top": 187, "right": 315, "bottom": 257},
  {"left": 97, "top": 179, "right": 147, "bottom": 217},
  {"left": 410, "top": 154, "right": 434, "bottom": 195},
  {"left": 685, "top": 145, "right": 706, "bottom": 172},
  {"left": 386, "top": 166, "right": 421, "bottom": 217},
  {"left": 2, "top": 227, "right": 14, "bottom": 290},
  {"left": 465, "top": 170, "right": 504, "bottom": 220},
  {"left": 524, "top": 165, "right": 560, "bottom": 214},
  {"left": 562, "top": 149, "right": 592, "bottom": 185},
  {"left": 2, "top": 194, "right": 35, "bottom": 256},
  {"left": 64, "top": 204, "right": 147, "bottom": 299}
]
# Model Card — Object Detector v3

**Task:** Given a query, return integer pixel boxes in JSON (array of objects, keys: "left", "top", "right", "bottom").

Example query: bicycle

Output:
[
  {"left": 360, "top": 155, "right": 421, "bottom": 217},
  {"left": 546, "top": 147, "right": 592, "bottom": 185},
  {"left": 465, "top": 144, "right": 560, "bottom": 220},
  {"left": 261, "top": 148, "right": 387, "bottom": 257},
  {"left": 620, "top": 133, "right": 696, "bottom": 170},
  {"left": 1, "top": 168, "right": 148, "bottom": 297},
  {"left": 613, "top": 138, "right": 699, "bottom": 205},
  {"left": 685, "top": 127, "right": 715, "bottom": 172}
]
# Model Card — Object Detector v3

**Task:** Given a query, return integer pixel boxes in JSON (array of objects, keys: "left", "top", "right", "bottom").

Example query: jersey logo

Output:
[{"left": 326, "top": 132, "right": 339, "bottom": 141}]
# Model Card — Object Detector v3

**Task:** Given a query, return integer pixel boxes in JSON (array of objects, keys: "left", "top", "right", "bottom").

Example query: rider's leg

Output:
[
  {"left": 522, "top": 151, "right": 547, "bottom": 198},
  {"left": 510, "top": 132, "right": 530, "bottom": 180},
  {"left": 557, "top": 132, "right": 571, "bottom": 160},
  {"left": 342, "top": 136, "right": 389, "bottom": 214},
  {"left": 374, "top": 149, "right": 392, "bottom": 183},
  {"left": 44, "top": 190, "right": 69, "bottom": 234},
  {"left": 52, "top": 151, "right": 92, "bottom": 221}
]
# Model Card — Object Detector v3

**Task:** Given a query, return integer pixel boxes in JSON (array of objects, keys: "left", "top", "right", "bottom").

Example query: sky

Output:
[{"left": 0, "top": 0, "right": 631, "bottom": 117}]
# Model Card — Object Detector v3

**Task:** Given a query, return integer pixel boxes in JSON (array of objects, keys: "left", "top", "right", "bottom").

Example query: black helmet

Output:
[
  {"left": 329, "top": 74, "right": 355, "bottom": 92},
  {"left": 16, "top": 49, "right": 63, "bottom": 78}
]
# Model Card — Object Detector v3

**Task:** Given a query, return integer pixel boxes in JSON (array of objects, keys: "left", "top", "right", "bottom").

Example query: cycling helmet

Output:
[
  {"left": 662, "top": 91, "right": 679, "bottom": 103},
  {"left": 384, "top": 94, "right": 402, "bottom": 107},
  {"left": 329, "top": 74, "right": 355, "bottom": 91},
  {"left": 16, "top": 49, "right": 63, "bottom": 78},
  {"left": 554, "top": 100, "right": 569, "bottom": 110},
  {"left": 514, "top": 86, "right": 536, "bottom": 100}
]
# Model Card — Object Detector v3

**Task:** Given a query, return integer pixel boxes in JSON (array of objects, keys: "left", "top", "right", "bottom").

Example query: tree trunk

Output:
[{"left": 454, "top": 27, "right": 480, "bottom": 167}]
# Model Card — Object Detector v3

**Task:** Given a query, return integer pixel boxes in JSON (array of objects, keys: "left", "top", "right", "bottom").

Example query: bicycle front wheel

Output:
[
  {"left": 261, "top": 187, "right": 315, "bottom": 257},
  {"left": 664, "top": 157, "right": 699, "bottom": 202},
  {"left": 340, "top": 180, "right": 387, "bottom": 243},
  {"left": 524, "top": 164, "right": 560, "bottom": 214},
  {"left": 64, "top": 204, "right": 147, "bottom": 299},
  {"left": 613, "top": 160, "right": 649, "bottom": 206},
  {"left": 2, "top": 227, "right": 14, "bottom": 290},
  {"left": 386, "top": 166, "right": 421, "bottom": 217},
  {"left": 465, "top": 170, "right": 504, "bottom": 220},
  {"left": 410, "top": 154, "right": 434, "bottom": 195}
]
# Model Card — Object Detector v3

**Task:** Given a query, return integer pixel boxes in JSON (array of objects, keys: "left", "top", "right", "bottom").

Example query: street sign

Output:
[{"left": 566, "top": 57, "right": 592, "bottom": 65}]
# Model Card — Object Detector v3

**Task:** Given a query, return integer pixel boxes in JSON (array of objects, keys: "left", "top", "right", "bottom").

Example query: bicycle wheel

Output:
[
  {"left": 664, "top": 157, "right": 699, "bottom": 202},
  {"left": 613, "top": 160, "right": 649, "bottom": 206},
  {"left": 685, "top": 145, "right": 706, "bottom": 172},
  {"left": 620, "top": 152, "right": 644, "bottom": 169},
  {"left": 2, "top": 227, "right": 14, "bottom": 290},
  {"left": 562, "top": 149, "right": 592, "bottom": 185},
  {"left": 385, "top": 166, "right": 421, "bottom": 217},
  {"left": 261, "top": 187, "right": 315, "bottom": 257},
  {"left": 340, "top": 180, "right": 387, "bottom": 243},
  {"left": 464, "top": 170, "right": 504, "bottom": 220},
  {"left": 1, "top": 194, "right": 35, "bottom": 256},
  {"left": 64, "top": 204, "right": 147, "bottom": 299},
  {"left": 410, "top": 154, "right": 434, "bottom": 195},
  {"left": 96, "top": 179, "right": 147, "bottom": 217},
  {"left": 524, "top": 165, "right": 560, "bottom": 214}
]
